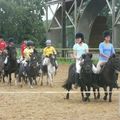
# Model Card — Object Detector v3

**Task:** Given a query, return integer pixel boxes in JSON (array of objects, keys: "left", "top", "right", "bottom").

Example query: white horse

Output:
[{"left": 40, "top": 55, "right": 56, "bottom": 87}]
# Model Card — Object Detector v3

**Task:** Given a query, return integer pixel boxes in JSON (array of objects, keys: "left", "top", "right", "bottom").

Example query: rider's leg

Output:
[
  {"left": 93, "top": 61, "right": 104, "bottom": 74},
  {"left": 22, "top": 60, "right": 28, "bottom": 76},
  {"left": 55, "top": 60, "right": 58, "bottom": 70},
  {"left": 74, "top": 60, "right": 81, "bottom": 89},
  {"left": 4, "top": 56, "right": 8, "bottom": 65}
]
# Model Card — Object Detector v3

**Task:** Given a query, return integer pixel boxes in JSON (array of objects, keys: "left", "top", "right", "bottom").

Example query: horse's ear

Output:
[
  {"left": 88, "top": 53, "right": 93, "bottom": 59},
  {"left": 82, "top": 54, "right": 86, "bottom": 59}
]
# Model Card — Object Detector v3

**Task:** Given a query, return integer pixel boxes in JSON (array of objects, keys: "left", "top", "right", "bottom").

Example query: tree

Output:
[{"left": 0, "top": 0, "right": 46, "bottom": 46}]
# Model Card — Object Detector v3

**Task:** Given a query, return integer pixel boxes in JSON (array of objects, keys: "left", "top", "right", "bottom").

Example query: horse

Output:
[
  {"left": 79, "top": 53, "right": 99, "bottom": 101},
  {"left": 3, "top": 46, "right": 19, "bottom": 85},
  {"left": 41, "top": 54, "right": 56, "bottom": 87},
  {"left": 0, "top": 52, "right": 6, "bottom": 80},
  {"left": 63, "top": 53, "right": 97, "bottom": 101},
  {"left": 94, "top": 54, "right": 120, "bottom": 102},
  {"left": 18, "top": 52, "right": 40, "bottom": 88}
]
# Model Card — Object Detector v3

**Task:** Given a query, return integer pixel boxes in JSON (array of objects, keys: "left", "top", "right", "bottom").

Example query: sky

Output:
[{"left": 42, "top": 4, "right": 59, "bottom": 21}]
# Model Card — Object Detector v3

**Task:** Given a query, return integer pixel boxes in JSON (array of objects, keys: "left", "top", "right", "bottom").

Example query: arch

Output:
[
  {"left": 89, "top": 16, "right": 108, "bottom": 48},
  {"left": 77, "top": 0, "right": 106, "bottom": 44}
]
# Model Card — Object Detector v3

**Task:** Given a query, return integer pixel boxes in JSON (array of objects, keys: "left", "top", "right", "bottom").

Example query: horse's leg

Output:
[
  {"left": 81, "top": 87, "right": 85, "bottom": 101},
  {"left": 109, "top": 87, "right": 113, "bottom": 102},
  {"left": 28, "top": 77, "right": 33, "bottom": 88},
  {"left": 93, "top": 88, "right": 97, "bottom": 100},
  {"left": 46, "top": 74, "right": 49, "bottom": 86},
  {"left": 48, "top": 73, "right": 53, "bottom": 87},
  {"left": 24, "top": 76, "right": 28, "bottom": 84},
  {"left": 18, "top": 75, "right": 23, "bottom": 87},
  {"left": 86, "top": 86, "right": 91, "bottom": 102},
  {"left": 66, "top": 90, "right": 70, "bottom": 99},
  {"left": 97, "top": 88, "right": 100, "bottom": 99},
  {"left": 40, "top": 74, "right": 43, "bottom": 86},
  {"left": 82, "top": 86, "right": 89, "bottom": 102},
  {"left": 3, "top": 74, "right": 5, "bottom": 83},
  {"left": 103, "top": 86, "right": 108, "bottom": 101},
  {"left": 34, "top": 76, "right": 37, "bottom": 85},
  {"left": 9, "top": 74, "right": 12, "bottom": 85}
]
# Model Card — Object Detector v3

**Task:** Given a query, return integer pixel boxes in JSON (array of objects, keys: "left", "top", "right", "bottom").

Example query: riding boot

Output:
[
  {"left": 55, "top": 60, "right": 58, "bottom": 70},
  {"left": 74, "top": 73, "right": 79, "bottom": 89}
]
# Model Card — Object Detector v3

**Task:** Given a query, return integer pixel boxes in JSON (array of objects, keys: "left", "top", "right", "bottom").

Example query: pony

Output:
[
  {"left": 18, "top": 52, "right": 40, "bottom": 88},
  {"left": 3, "top": 46, "right": 18, "bottom": 85},
  {"left": 94, "top": 54, "right": 120, "bottom": 102},
  {"left": 40, "top": 55, "right": 56, "bottom": 87},
  {"left": 63, "top": 53, "right": 96, "bottom": 101}
]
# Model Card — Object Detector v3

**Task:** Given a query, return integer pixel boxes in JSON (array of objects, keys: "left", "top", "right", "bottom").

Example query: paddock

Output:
[{"left": 0, "top": 64, "right": 120, "bottom": 120}]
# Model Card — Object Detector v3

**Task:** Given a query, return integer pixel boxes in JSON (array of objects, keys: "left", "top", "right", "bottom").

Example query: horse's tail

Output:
[
  {"left": 62, "top": 63, "right": 76, "bottom": 91},
  {"left": 62, "top": 78, "right": 73, "bottom": 90}
]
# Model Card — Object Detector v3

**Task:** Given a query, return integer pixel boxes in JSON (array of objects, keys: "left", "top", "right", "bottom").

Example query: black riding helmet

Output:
[
  {"left": 27, "top": 40, "right": 34, "bottom": 46},
  {"left": 8, "top": 37, "right": 15, "bottom": 42},
  {"left": 103, "top": 31, "right": 111, "bottom": 38},
  {"left": 75, "top": 32, "right": 84, "bottom": 41}
]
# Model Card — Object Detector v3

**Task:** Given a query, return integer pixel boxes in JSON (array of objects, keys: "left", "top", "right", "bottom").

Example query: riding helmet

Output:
[
  {"left": 27, "top": 40, "right": 34, "bottom": 46},
  {"left": 75, "top": 32, "right": 84, "bottom": 40},
  {"left": 103, "top": 31, "right": 111, "bottom": 38},
  {"left": 8, "top": 37, "right": 15, "bottom": 43},
  {"left": 46, "top": 40, "right": 52, "bottom": 45}
]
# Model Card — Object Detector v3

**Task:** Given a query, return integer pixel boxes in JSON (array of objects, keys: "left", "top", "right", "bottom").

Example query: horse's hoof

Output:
[
  {"left": 109, "top": 99, "right": 112, "bottom": 102},
  {"left": 82, "top": 98, "right": 85, "bottom": 102},
  {"left": 94, "top": 97, "right": 97, "bottom": 100},
  {"left": 88, "top": 99, "right": 90, "bottom": 102},
  {"left": 41, "top": 82, "right": 43, "bottom": 86},
  {"left": 64, "top": 97, "right": 69, "bottom": 100},
  {"left": 84, "top": 97, "right": 88, "bottom": 102},
  {"left": 30, "top": 86, "right": 33, "bottom": 89},
  {"left": 103, "top": 96, "right": 107, "bottom": 101},
  {"left": 97, "top": 95, "right": 100, "bottom": 99}
]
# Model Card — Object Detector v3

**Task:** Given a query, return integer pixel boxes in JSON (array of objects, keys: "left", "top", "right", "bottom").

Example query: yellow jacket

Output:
[
  {"left": 43, "top": 46, "right": 57, "bottom": 56},
  {"left": 24, "top": 47, "right": 33, "bottom": 61}
]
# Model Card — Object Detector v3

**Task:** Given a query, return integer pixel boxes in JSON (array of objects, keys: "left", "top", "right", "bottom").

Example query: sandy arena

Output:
[{"left": 0, "top": 64, "right": 120, "bottom": 120}]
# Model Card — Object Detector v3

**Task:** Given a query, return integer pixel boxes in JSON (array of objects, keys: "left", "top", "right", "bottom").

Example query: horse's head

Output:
[
  {"left": 107, "top": 54, "right": 120, "bottom": 71},
  {"left": 42, "top": 54, "right": 56, "bottom": 66},
  {"left": 28, "top": 53, "right": 39, "bottom": 68},
  {"left": 81, "top": 53, "right": 93, "bottom": 74},
  {"left": 7, "top": 46, "right": 17, "bottom": 60}
]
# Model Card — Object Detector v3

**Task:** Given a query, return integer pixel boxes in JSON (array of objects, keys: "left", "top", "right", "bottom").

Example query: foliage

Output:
[{"left": 0, "top": 0, "right": 46, "bottom": 45}]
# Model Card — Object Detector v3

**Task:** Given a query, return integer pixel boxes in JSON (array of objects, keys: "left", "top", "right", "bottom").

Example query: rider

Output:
[
  {"left": 73, "top": 32, "right": 89, "bottom": 88},
  {"left": 4, "top": 37, "right": 16, "bottom": 65},
  {"left": 7, "top": 37, "right": 15, "bottom": 47},
  {"left": 21, "top": 39, "right": 27, "bottom": 58},
  {"left": 22, "top": 40, "right": 34, "bottom": 76},
  {"left": 43, "top": 40, "right": 58, "bottom": 69},
  {"left": 0, "top": 35, "right": 7, "bottom": 54},
  {"left": 23, "top": 40, "right": 34, "bottom": 62},
  {"left": 95, "top": 31, "right": 115, "bottom": 73}
]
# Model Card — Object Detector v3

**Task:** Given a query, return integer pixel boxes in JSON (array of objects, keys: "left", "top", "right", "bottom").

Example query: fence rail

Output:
[{"left": 17, "top": 48, "right": 120, "bottom": 62}]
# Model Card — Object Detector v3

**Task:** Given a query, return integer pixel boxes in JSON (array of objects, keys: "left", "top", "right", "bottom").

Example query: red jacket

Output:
[
  {"left": 21, "top": 42, "right": 27, "bottom": 57},
  {"left": 0, "top": 41, "right": 7, "bottom": 52}
]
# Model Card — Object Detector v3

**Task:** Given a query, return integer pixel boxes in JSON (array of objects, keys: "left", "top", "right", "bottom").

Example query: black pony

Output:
[
  {"left": 0, "top": 52, "right": 6, "bottom": 80},
  {"left": 18, "top": 52, "right": 40, "bottom": 88},
  {"left": 63, "top": 53, "right": 95, "bottom": 101},
  {"left": 3, "top": 46, "right": 18, "bottom": 85},
  {"left": 94, "top": 54, "right": 120, "bottom": 102}
]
